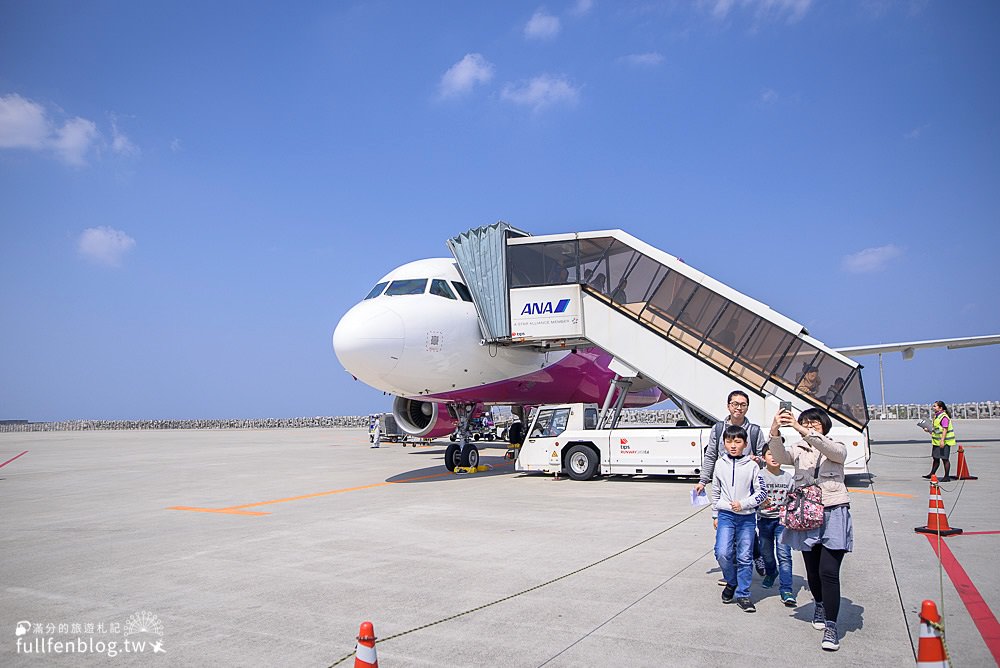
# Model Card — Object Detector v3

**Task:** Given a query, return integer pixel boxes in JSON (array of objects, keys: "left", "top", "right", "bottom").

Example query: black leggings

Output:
[{"left": 801, "top": 545, "right": 847, "bottom": 622}]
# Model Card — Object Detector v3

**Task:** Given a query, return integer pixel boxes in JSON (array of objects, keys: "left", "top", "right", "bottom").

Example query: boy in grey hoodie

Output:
[{"left": 712, "top": 425, "right": 768, "bottom": 612}]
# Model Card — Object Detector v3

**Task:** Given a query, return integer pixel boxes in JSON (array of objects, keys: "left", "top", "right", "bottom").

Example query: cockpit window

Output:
[
  {"left": 385, "top": 279, "right": 428, "bottom": 296},
  {"left": 364, "top": 282, "right": 389, "bottom": 300},
  {"left": 430, "top": 279, "right": 456, "bottom": 300},
  {"left": 451, "top": 282, "right": 473, "bottom": 302}
]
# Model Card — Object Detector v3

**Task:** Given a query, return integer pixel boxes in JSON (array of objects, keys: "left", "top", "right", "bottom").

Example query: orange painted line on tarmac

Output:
[
  {"left": 847, "top": 488, "right": 913, "bottom": 499},
  {"left": 225, "top": 471, "right": 452, "bottom": 511},
  {"left": 166, "top": 465, "right": 501, "bottom": 515},
  {"left": 167, "top": 506, "right": 271, "bottom": 516}
]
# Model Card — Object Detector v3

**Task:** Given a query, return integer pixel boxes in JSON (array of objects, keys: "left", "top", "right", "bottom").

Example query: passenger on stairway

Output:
[
  {"left": 796, "top": 365, "right": 821, "bottom": 396},
  {"left": 716, "top": 317, "right": 739, "bottom": 350},
  {"left": 611, "top": 278, "right": 628, "bottom": 304}
]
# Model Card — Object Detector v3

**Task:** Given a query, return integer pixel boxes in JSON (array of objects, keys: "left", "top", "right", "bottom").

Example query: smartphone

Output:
[{"left": 780, "top": 401, "right": 792, "bottom": 412}]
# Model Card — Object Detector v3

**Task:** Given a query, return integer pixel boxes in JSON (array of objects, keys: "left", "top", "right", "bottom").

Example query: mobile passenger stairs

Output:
[{"left": 447, "top": 222, "right": 871, "bottom": 475}]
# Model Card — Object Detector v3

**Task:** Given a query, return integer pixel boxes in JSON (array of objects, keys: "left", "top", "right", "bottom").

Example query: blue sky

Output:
[{"left": 1, "top": 1, "right": 998, "bottom": 421}]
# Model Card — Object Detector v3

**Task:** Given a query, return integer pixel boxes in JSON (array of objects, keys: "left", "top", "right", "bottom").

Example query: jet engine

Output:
[{"left": 392, "top": 397, "right": 457, "bottom": 439}]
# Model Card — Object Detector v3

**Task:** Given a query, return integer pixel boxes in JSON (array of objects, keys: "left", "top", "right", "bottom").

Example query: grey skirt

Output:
[{"left": 781, "top": 504, "right": 854, "bottom": 552}]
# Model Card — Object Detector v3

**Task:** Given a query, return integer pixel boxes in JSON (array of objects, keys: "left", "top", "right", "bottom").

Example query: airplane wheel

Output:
[
  {"left": 565, "top": 445, "right": 598, "bottom": 481},
  {"left": 444, "top": 443, "right": 459, "bottom": 471},
  {"left": 460, "top": 444, "right": 480, "bottom": 468},
  {"left": 449, "top": 433, "right": 457, "bottom": 442},
  {"left": 473, "top": 433, "right": 481, "bottom": 441}
]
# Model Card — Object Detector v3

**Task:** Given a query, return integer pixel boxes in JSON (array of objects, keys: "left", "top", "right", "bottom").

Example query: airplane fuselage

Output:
[{"left": 332, "top": 258, "right": 661, "bottom": 419}]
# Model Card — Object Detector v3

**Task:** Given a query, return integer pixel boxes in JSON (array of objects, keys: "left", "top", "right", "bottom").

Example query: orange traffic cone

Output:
[
  {"left": 914, "top": 476, "right": 963, "bottom": 536},
  {"left": 354, "top": 621, "right": 378, "bottom": 668},
  {"left": 954, "top": 445, "right": 978, "bottom": 480},
  {"left": 916, "top": 600, "right": 949, "bottom": 667}
]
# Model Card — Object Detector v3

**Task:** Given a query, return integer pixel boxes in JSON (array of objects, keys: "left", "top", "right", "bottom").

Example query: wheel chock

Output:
[{"left": 453, "top": 465, "right": 491, "bottom": 474}]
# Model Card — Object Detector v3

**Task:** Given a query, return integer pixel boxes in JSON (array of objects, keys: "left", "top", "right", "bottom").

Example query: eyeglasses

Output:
[{"left": 728, "top": 402, "right": 749, "bottom": 409}]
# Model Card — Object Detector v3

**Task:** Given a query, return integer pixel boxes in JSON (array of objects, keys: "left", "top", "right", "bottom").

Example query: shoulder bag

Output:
[{"left": 780, "top": 457, "right": 825, "bottom": 531}]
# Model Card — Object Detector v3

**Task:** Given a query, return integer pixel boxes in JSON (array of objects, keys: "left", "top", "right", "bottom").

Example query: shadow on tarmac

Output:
[
  {"left": 790, "top": 595, "right": 865, "bottom": 633},
  {"left": 385, "top": 457, "right": 516, "bottom": 484}
]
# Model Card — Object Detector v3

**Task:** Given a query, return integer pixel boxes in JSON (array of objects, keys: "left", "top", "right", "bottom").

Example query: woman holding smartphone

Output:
[{"left": 767, "top": 406, "right": 852, "bottom": 653}]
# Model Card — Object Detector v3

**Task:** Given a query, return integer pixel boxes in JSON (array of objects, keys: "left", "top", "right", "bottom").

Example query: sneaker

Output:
[
  {"left": 717, "top": 577, "right": 728, "bottom": 586},
  {"left": 780, "top": 591, "right": 797, "bottom": 606},
  {"left": 754, "top": 557, "right": 765, "bottom": 576},
  {"left": 822, "top": 622, "right": 840, "bottom": 651},
  {"left": 721, "top": 584, "right": 736, "bottom": 604},
  {"left": 812, "top": 602, "right": 827, "bottom": 630},
  {"left": 762, "top": 574, "right": 776, "bottom": 589},
  {"left": 736, "top": 597, "right": 756, "bottom": 613}
]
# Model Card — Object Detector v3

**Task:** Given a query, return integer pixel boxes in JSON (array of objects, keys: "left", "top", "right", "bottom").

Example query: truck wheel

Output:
[
  {"left": 565, "top": 444, "right": 598, "bottom": 481},
  {"left": 460, "top": 444, "right": 479, "bottom": 468},
  {"left": 444, "top": 443, "right": 459, "bottom": 471}
]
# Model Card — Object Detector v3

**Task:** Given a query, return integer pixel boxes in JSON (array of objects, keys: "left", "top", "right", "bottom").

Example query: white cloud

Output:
[
  {"left": 78, "top": 226, "right": 137, "bottom": 267},
  {"left": 438, "top": 54, "right": 495, "bottom": 98},
  {"left": 759, "top": 87, "right": 779, "bottom": 105},
  {"left": 501, "top": 75, "right": 580, "bottom": 112},
  {"left": 622, "top": 52, "right": 665, "bottom": 67},
  {"left": 0, "top": 94, "right": 49, "bottom": 149},
  {"left": 170, "top": 138, "right": 182, "bottom": 152},
  {"left": 111, "top": 116, "right": 139, "bottom": 157},
  {"left": 707, "top": 0, "right": 736, "bottom": 19},
  {"left": 841, "top": 244, "right": 903, "bottom": 273},
  {"left": 0, "top": 93, "right": 134, "bottom": 166},
  {"left": 905, "top": 123, "right": 930, "bottom": 140},
  {"left": 524, "top": 9, "right": 561, "bottom": 40},
  {"left": 569, "top": 0, "right": 595, "bottom": 17},
  {"left": 705, "top": 0, "right": 813, "bottom": 24},
  {"left": 51, "top": 117, "right": 99, "bottom": 166}
]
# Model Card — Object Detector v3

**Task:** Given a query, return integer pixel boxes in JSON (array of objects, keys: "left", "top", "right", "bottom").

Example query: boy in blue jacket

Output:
[{"left": 712, "top": 424, "right": 768, "bottom": 612}]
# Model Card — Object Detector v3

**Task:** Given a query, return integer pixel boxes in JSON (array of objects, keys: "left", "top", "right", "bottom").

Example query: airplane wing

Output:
[{"left": 836, "top": 335, "right": 1000, "bottom": 360}]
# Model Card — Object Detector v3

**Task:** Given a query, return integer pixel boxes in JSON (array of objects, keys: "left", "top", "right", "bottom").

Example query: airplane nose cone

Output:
[{"left": 333, "top": 302, "right": 406, "bottom": 381}]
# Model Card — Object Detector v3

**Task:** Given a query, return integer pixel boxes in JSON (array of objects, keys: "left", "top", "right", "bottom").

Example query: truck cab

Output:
[{"left": 515, "top": 403, "right": 707, "bottom": 481}]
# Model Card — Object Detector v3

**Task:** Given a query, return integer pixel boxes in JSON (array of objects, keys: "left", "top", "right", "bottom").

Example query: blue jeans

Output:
[
  {"left": 758, "top": 516, "right": 793, "bottom": 595},
  {"left": 715, "top": 511, "right": 756, "bottom": 598}
]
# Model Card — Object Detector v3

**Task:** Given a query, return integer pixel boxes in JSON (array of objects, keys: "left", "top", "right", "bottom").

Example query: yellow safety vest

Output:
[{"left": 932, "top": 412, "right": 955, "bottom": 447}]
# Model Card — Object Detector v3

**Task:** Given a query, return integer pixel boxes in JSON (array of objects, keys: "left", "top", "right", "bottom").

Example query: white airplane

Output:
[
  {"left": 333, "top": 256, "right": 999, "bottom": 470},
  {"left": 332, "top": 257, "right": 664, "bottom": 469}
]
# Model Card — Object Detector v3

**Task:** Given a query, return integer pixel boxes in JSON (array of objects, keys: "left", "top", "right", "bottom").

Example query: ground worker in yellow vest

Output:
[{"left": 921, "top": 401, "right": 956, "bottom": 482}]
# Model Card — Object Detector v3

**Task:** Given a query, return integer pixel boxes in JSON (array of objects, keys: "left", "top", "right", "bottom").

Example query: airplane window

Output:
[
  {"left": 451, "top": 282, "right": 474, "bottom": 302},
  {"left": 364, "top": 282, "right": 389, "bottom": 300},
  {"left": 430, "top": 279, "right": 457, "bottom": 300},
  {"left": 385, "top": 279, "right": 428, "bottom": 296}
]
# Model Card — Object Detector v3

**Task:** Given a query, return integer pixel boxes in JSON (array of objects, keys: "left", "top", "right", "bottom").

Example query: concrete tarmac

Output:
[{"left": 0, "top": 421, "right": 997, "bottom": 667}]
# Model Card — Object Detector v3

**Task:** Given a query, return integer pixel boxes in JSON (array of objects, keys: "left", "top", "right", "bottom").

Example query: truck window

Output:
[
  {"left": 584, "top": 408, "right": 598, "bottom": 430},
  {"left": 531, "top": 408, "right": 570, "bottom": 438}
]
